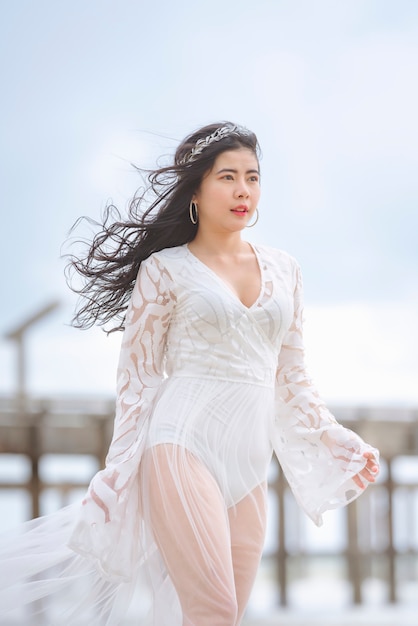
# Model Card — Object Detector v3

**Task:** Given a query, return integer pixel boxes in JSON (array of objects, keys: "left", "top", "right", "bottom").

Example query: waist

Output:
[{"left": 165, "top": 366, "right": 276, "bottom": 388}]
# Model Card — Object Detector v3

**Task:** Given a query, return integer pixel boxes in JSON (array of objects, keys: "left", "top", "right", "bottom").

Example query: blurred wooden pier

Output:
[
  {"left": 241, "top": 604, "right": 418, "bottom": 625},
  {"left": 242, "top": 604, "right": 418, "bottom": 626},
  {"left": 0, "top": 395, "right": 418, "bottom": 612}
]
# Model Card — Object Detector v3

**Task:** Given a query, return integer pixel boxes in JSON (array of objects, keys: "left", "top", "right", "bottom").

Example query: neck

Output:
[{"left": 190, "top": 231, "right": 247, "bottom": 255}]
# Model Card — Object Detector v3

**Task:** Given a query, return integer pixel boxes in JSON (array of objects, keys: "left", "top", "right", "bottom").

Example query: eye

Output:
[
  {"left": 222, "top": 174, "right": 234, "bottom": 180},
  {"left": 249, "top": 175, "right": 259, "bottom": 182}
]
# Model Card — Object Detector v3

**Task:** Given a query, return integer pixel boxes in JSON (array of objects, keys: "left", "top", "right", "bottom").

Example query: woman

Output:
[{"left": 0, "top": 122, "right": 379, "bottom": 625}]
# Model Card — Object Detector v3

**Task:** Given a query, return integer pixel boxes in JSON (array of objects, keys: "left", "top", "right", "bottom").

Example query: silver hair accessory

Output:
[{"left": 180, "top": 124, "right": 252, "bottom": 165}]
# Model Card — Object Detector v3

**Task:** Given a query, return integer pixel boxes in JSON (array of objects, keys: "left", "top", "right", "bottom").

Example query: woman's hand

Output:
[{"left": 352, "top": 451, "right": 379, "bottom": 489}]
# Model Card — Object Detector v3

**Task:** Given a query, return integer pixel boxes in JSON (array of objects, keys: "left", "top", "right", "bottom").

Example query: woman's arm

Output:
[
  {"left": 69, "top": 253, "right": 176, "bottom": 579},
  {"left": 271, "top": 261, "right": 379, "bottom": 526}
]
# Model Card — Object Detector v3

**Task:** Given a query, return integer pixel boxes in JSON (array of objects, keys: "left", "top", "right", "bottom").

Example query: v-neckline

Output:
[{"left": 185, "top": 243, "right": 264, "bottom": 310}]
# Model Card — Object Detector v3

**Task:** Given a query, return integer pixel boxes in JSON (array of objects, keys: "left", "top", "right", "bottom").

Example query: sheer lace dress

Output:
[{"left": 0, "top": 244, "right": 379, "bottom": 625}]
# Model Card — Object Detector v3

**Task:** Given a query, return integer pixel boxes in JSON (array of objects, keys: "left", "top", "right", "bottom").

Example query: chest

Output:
[
  {"left": 202, "top": 254, "right": 261, "bottom": 309},
  {"left": 169, "top": 251, "right": 295, "bottom": 350}
]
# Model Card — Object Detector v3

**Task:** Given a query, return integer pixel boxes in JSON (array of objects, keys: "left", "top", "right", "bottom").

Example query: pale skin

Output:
[
  {"left": 188, "top": 148, "right": 262, "bottom": 309},
  {"left": 188, "top": 147, "right": 379, "bottom": 487}
]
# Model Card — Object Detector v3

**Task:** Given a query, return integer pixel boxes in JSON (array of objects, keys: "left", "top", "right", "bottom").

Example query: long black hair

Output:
[{"left": 66, "top": 122, "right": 260, "bottom": 332}]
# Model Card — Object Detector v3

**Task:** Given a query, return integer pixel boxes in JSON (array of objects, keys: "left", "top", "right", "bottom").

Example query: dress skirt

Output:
[{"left": 0, "top": 377, "right": 275, "bottom": 625}]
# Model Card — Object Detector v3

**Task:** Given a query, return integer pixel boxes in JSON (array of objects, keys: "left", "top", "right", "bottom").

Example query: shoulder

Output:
[
  {"left": 253, "top": 243, "right": 299, "bottom": 272},
  {"left": 253, "top": 244, "right": 302, "bottom": 293},
  {"left": 146, "top": 244, "right": 188, "bottom": 266},
  {"left": 139, "top": 245, "right": 188, "bottom": 288},
  {"left": 139, "top": 246, "right": 186, "bottom": 285}
]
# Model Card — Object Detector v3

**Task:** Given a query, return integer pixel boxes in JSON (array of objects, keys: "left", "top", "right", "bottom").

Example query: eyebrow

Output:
[{"left": 215, "top": 168, "right": 260, "bottom": 175}]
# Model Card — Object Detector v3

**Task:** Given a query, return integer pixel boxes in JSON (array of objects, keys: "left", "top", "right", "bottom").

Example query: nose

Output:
[{"left": 235, "top": 179, "right": 250, "bottom": 198}]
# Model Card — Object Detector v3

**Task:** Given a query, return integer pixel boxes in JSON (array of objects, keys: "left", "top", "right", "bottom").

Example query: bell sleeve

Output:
[
  {"left": 68, "top": 254, "right": 176, "bottom": 580},
  {"left": 271, "top": 261, "right": 379, "bottom": 527}
]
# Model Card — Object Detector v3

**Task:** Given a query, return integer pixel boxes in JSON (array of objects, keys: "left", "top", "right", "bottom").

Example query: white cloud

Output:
[
  {"left": 303, "top": 302, "right": 418, "bottom": 404},
  {"left": 325, "top": 34, "right": 418, "bottom": 162}
]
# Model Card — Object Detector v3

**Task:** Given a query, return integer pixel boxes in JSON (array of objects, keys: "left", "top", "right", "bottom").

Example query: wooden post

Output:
[
  {"left": 29, "top": 414, "right": 42, "bottom": 519},
  {"left": 386, "top": 458, "right": 397, "bottom": 603},
  {"left": 277, "top": 466, "right": 287, "bottom": 607},
  {"left": 347, "top": 499, "right": 362, "bottom": 603}
]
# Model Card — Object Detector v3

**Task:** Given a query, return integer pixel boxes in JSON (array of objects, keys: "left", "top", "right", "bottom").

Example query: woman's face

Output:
[{"left": 192, "top": 148, "right": 260, "bottom": 234}]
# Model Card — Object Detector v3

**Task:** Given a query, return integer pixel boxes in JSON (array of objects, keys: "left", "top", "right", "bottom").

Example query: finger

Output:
[
  {"left": 363, "top": 451, "right": 374, "bottom": 458},
  {"left": 352, "top": 474, "right": 365, "bottom": 489},
  {"left": 365, "top": 459, "right": 379, "bottom": 475},
  {"left": 360, "top": 468, "right": 376, "bottom": 483}
]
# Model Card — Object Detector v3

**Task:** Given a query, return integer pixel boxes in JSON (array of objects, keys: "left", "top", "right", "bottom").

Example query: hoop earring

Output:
[
  {"left": 246, "top": 208, "right": 259, "bottom": 228},
  {"left": 189, "top": 200, "right": 198, "bottom": 225}
]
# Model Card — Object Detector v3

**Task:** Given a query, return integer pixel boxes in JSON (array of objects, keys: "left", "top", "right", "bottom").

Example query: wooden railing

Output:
[{"left": 1, "top": 396, "right": 417, "bottom": 607}]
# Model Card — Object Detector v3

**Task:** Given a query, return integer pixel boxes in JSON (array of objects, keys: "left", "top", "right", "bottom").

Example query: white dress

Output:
[{"left": 0, "top": 244, "right": 379, "bottom": 625}]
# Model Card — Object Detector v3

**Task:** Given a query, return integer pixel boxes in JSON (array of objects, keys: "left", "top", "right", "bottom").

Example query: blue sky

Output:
[{"left": 1, "top": 0, "right": 417, "bottom": 403}]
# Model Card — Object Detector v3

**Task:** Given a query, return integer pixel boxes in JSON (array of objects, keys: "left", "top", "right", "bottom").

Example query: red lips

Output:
[{"left": 231, "top": 205, "right": 248, "bottom": 213}]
